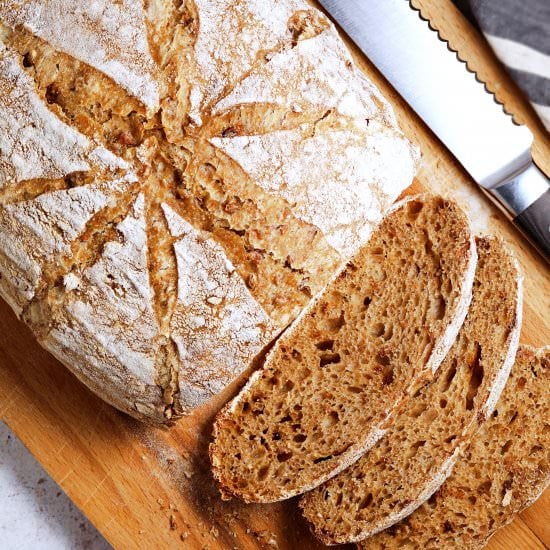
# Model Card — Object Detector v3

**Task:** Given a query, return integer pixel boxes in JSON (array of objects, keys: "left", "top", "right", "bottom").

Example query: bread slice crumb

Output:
[
  {"left": 210, "top": 195, "right": 477, "bottom": 503},
  {"left": 301, "top": 236, "right": 523, "bottom": 544},
  {"left": 361, "top": 345, "right": 549, "bottom": 550}
]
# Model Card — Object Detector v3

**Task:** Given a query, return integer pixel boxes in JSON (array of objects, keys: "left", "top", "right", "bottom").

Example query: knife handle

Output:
[
  {"left": 488, "top": 161, "right": 549, "bottom": 264},
  {"left": 514, "top": 189, "right": 550, "bottom": 262}
]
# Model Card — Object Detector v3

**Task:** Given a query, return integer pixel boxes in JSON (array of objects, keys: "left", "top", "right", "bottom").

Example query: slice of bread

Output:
[
  {"left": 210, "top": 195, "right": 477, "bottom": 502},
  {"left": 301, "top": 236, "right": 523, "bottom": 544},
  {"left": 361, "top": 344, "right": 550, "bottom": 550}
]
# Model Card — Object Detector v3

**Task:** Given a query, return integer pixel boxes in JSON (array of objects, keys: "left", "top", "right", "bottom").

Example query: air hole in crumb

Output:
[
  {"left": 478, "top": 480, "right": 492, "bottom": 495},
  {"left": 283, "top": 380, "right": 294, "bottom": 392},
  {"left": 358, "top": 493, "right": 374, "bottom": 510},
  {"left": 441, "top": 360, "right": 458, "bottom": 392},
  {"left": 326, "top": 312, "right": 345, "bottom": 332},
  {"left": 508, "top": 411, "right": 518, "bottom": 424},
  {"left": 382, "top": 367, "right": 394, "bottom": 385},
  {"left": 429, "top": 296, "right": 446, "bottom": 320},
  {"left": 516, "top": 377, "right": 526, "bottom": 389},
  {"left": 277, "top": 451, "right": 293, "bottom": 462},
  {"left": 313, "top": 455, "right": 333, "bottom": 464},
  {"left": 320, "top": 353, "right": 341, "bottom": 367},
  {"left": 22, "top": 52, "right": 33, "bottom": 67},
  {"left": 370, "top": 322, "right": 385, "bottom": 337},
  {"left": 440, "top": 398, "right": 448, "bottom": 409},
  {"left": 435, "top": 197, "right": 447, "bottom": 209},
  {"left": 293, "top": 434, "right": 307, "bottom": 443},
  {"left": 45, "top": 83, "right": 60, "bottom": 105},
  {"left": 530, "top": 444, "right": 543, "bottom": 455},
  {"left": 348, "top": 386, "right": 362, "bottom": 394},
  {"left": 445, "top": 434, "right": 457, "bottom": 444},
  {"left": 221, "top": 126, "right": 238, "bottom": 138},
  {"left": 242, "top": 402, "right": 250, "bottom": 413},
  {"left": 383, "top": 324, "right": 394, "bottom": 341},
  {"left": 443, "top": 521, "right": 454, "bottom": 533},
  {"left": 501, "top": 440, "right": 512, "bottom": 455},
  {"left": 272, "top": 432, "right": 281, "bottom": 441},
  {"left": 466, "top": 344, "right": 484, "bottom": 410},
  {"left": 408, "top": 200, "right": 424, "bottom": 216},
  {"left": 363, "top": 296, "right": 372, "bottom": 309},
  {"left": 258, "top": 466, "right": 269, "bottom": 480},
  {"left": 424, "top": 239, "right": 433, "bottom": 254},
  {"left": 315, "top": 340, "right": 334, "bottom": 351},
  {"left": 291, "top": 349, "right": 302, "bottom": 361},
  {"left": 375, "top": 351, "right": 391, "bottom": 367}
]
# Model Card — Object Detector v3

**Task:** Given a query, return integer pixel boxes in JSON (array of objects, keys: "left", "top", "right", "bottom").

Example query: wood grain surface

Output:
[{"left": 1, "top": 1, "right": 548, "bottom": 548}]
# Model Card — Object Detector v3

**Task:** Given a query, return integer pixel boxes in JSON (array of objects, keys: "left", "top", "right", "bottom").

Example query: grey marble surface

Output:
[{"left": 0, "top": 421, "right": 111, "bottom": 550}]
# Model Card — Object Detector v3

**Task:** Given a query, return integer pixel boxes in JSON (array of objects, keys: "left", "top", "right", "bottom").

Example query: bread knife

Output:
[{"left": 319, "top": 0, "right": 550, "bottom": 262}]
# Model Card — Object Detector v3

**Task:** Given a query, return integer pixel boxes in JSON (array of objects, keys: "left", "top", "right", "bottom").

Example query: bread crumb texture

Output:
[
  {"left": 0, "top": 1, "right": 417, "bottom": 422},
  {"left": 361, "top": 345, "right": 549, "bottom": 550},
  {"left": 210, "top": 195, "right": 476, "bottom": 502},
  {"left": 301, "top": 236, "right": 522, "bottom": 544}
]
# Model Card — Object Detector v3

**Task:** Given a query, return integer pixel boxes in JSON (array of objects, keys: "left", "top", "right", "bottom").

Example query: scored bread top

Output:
[
  {"left": 362, "top": 345, "right": 550, "bottom": 550},
  {"left": 0, "top": 1, "right": 418, "bottom": 422},
  {"left": 210, "top": 195, "right": 477, "bottom": 503},
  {"left": 301, "top": 236, "right": 523, "bottom": 544}
]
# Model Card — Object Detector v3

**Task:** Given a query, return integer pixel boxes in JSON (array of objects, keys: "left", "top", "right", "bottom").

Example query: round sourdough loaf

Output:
[{"left": 0, "top": 1, "right": 417, "bottom": 423}]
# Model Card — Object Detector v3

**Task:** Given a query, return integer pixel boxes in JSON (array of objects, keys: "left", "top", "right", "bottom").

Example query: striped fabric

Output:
[{"left": 455, "top": 0, "right": 550, "bottom": 130}]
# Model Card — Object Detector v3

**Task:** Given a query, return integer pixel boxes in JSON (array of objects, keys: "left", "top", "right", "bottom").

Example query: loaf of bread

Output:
[
  {"left": 210, "top": 195, "right": 477, "bottom": 502},
  {"left": 301, "top": 236, "right": 523, "bottom": 544},
  {"left": 0, "top": 1, "right": 417, "bottom": 423},
  {"left": 362, "top": 345, "right": 549, "bottom": 550}
]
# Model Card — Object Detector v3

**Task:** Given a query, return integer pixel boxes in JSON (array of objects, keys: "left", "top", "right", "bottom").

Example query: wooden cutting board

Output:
[{"left": 1, "top": 1, "right": 548, "bottom": 548}]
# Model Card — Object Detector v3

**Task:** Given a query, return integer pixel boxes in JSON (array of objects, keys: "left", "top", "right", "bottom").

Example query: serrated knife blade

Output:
[{"left": 319, "top": 0, "right": 550, "bottom": 261}]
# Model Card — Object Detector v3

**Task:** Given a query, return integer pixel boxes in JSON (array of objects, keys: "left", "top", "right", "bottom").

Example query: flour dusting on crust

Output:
[
  {"left": 0, "top": 43, "right": 131, "bottom": 186},
  {"left": 0, "top": 178, "right": 131, "bottom": 315},
  {"left": 0, "top": 44, "right": 92, "bottom": 185},
  {"left": 213, "top": 28, "right": 393, "bottom": 123},
  {"left": 162, "top": 203, "right": 278, "bottom": 410},
  {"left": 41, "top": 194, "right": 164, "bottom": 417},
  {"left": 188, "top": 0, "right": 304, "bottom": 124},
  {"left": 211, "top": 124, "right": 416, "bottom": 257},
  {"left": 0, "top": 0, "right": 159, "bottom": 110}
]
